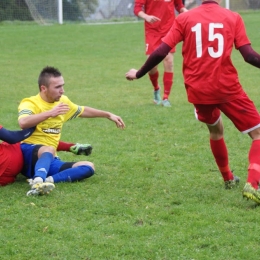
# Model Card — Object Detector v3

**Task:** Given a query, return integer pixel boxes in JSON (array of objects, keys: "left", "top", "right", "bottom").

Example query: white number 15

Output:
[{"left": 191, "top": 23, "right": 224, "bottom": 58}]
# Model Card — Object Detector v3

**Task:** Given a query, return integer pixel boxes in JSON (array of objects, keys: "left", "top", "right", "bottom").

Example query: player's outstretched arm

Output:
[
  {"left": 125, "top": 42, "right": 172, "bottom": 80},
  {"left": 0, "top": 126, "right": 35, "bottom": 144},
  {"left": 107, "top": 113, "right": 125, "bottom": 129},
  {"left": 239, "top": 44, "right": 260, "bottom": 68},
  {"left": 80, "top": 107, "right": 125, "bottom": 129}
]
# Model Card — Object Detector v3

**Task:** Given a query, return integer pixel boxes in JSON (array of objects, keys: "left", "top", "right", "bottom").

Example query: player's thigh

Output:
[
  {"left": 145, "top": 33, "right": 175, "bottom": 55},
  {"left": 145, "top": 33, "right": 159, "bottom": 54},
  {"left": 163, "top": 53, "right": 174, "bottom": 72},
  {"left": 20, "top": 144, "right": 43, "bottom": 178},
  {"left": 47, "top": 159, "right": 94, "bottom": 175},
  {"left": 194, "top": 104, "right": 221, "bottom": 125}
]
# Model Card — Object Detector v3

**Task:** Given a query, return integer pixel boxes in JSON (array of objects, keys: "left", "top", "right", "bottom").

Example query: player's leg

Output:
[
  {"left": 207, "top": 118, "right": 238, "bottom": 188},
  {"left": 148, "top": 63, "right": 161, "bottom": 105},
  {"left": 243, "top": 128, "right": 260, "bottom": 203},
  {"left": 146, "top": 34, "right": 161, "bottom": 105},
  {"left": 247, "top": 127, "right": 260, "bottom": 188},
  {"left": 22, "top": 144, "right": 55, "bottom": 196},
  {"left": 45, "top": 159, "right": 95, "bottom": 183},
  {"left": 220, "top": 95, "right": 260, "bottom": 203},
  {"left": 194, "top": 104, "right": 238, "bottom": 188},
  {"left": 162, "top": 52, "right": 174, "bottom": 107},
  {"left": 243, "top": 123, "right": 260, "bottom": 202},
  {"left": 33, "top": 146, "right": 55, "bottom": 183},
  {"left": 57, "top": 141, "right": 93, "bottom": 156}
]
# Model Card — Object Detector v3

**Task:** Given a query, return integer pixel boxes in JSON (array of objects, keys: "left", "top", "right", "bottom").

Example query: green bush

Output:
[{"left": 0, "top": 0, "right": 32, "bottom": 21}]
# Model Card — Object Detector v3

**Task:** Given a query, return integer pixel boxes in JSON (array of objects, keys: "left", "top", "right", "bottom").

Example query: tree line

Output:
[{"left": 0, "top": 0, "right": 98, "bottom": 22}]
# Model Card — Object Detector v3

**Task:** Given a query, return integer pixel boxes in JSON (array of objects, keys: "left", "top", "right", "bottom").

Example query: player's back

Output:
[
  {"left": 182, "top": 3, "right": 240, "bottom": 58},
  {"left": 176, "top": 3, "right": 250, "bottom": 104}
]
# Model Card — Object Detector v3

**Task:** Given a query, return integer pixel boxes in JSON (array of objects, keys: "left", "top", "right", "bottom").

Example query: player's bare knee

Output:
[
  {"left": 73, "top": 161, "right": 95, "bottom": 170},
  {"left": 38, "top": 145, "right": 55, "bottom": 157},
  {"left": 86, "top": 161, "right": 95, "bottom": 170}
]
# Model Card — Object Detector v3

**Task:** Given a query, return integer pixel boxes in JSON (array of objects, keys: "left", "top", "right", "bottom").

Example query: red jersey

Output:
[
  {"left": 134, "top": 0, "right": 184, "bottom": 36},
  {"left": 162, "top": 1, "right": 250, "bottom": 104},
  {"left": 0, "top": 125, "right": 23, "bottom": 183}
]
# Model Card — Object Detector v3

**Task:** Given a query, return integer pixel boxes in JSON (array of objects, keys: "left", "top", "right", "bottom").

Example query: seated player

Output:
[
  {"left": 18, "top": 66, "right": 125, "bottom": 196},
  {"left": 0, "top": 125, "right": 92, "bottom": 187}
]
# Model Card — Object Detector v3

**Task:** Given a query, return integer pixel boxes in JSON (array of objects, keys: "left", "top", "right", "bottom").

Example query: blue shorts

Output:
[{"left": 20, "top": 143, "right": 74, "bottom": 178}]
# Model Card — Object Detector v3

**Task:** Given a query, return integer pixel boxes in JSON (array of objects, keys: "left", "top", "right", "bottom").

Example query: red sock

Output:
[
  {"left": 149, "top": 71, "right": 159, "bottom": 91},
  {"left": 210, "top": 138, "right": 233, "bottom": 181},
  {"left": 247, "top": 140, "right": 260, "bottom": 189},
  {"left": 163, "top": 72, "right": 173, "bottom": 100},
  {"left": 57, "top": 141, "right": 74, "bottom": 152}
]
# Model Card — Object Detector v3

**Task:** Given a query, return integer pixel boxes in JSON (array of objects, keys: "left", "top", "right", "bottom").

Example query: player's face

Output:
[{"left": 44, "top": 76, "right": 65, "bottom": 103}]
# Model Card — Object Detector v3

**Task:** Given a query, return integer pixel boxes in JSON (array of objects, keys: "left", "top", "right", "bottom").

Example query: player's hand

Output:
[
  {"left": 180, "top": 7, "right": 188, "bottom": 13},
  {"left": 145, "top": 15, "right": 161, "bottom": 24},
  {"left": 125, "top": 69, "right": 138, "bottom": 81},
  {"left": 108, "top": 114, "right": 125, "bottom": 129},
  {"left": 50, "top": 102, "right": 70, "bottom": 117}
]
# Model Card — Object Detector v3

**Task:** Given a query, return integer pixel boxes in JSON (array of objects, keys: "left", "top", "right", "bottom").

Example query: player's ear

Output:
[{"left": 40, "top": 85, "right": 47, "bottom": 92}]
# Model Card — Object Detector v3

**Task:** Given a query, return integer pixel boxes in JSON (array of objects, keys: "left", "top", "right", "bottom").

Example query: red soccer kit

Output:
[
  {"left": 162, "top": 1, "right": 251, "bottom": 104},
  {"left": 0, "top": 126, "right": 23, "bottom": 186},
  {"left": 134, "top": 0, "right": 184, "bottom": 54}
]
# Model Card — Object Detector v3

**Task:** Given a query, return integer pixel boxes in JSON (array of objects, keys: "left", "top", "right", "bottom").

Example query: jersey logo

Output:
[{"left": 42, "top": 128, "right": 61, "bottom": 134}]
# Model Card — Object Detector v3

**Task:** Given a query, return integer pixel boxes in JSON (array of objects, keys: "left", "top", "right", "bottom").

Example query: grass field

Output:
[{"left": 1, "top": 11, "right": 260, "bottom": 260}]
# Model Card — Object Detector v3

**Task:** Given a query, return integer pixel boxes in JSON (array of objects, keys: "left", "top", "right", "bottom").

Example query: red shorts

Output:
[
  {"left": 145, "top": 32, "right": 175, "bottom": 55},
  {"left": 0, "top": 143, "right": 23, "bottom": 186},
  {"left": 194, "top": 93, "right": 260, "bottom": 133}
]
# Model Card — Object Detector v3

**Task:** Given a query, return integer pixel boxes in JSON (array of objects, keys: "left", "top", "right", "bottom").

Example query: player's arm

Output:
[
  {"left": 239, "top": 44, "right": 260, "bottom": 68},
  {"left": 18, "top": 102, "right": 69, "bottom": 129},
  {"left": 0, "top": 126, "right": 35, "bottom": 144},
  {"left": 79, "top": 107, "right": 125, "bottom": 129},
  {"left": 134, "top": 1, "right": 161, "bottom": 23},
  {"left": 126, "top": 42, "right": 172, "bottom": 80},
  {"left": 174, "top": 0, "right": 188, "bottom": 13}
]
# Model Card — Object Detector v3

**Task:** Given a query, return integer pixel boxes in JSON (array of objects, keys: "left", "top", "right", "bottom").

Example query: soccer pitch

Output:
[{"left": 0, "top": 12, "right": 260, "bottom": 259}]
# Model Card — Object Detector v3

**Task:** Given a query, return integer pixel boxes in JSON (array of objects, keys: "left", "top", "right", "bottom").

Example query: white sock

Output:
[
  {"left": 33, "top": 177, "right": 43, "bottom": 184},
  {"left": 45, "top": 176, "right": 54, "bottom": 183}
]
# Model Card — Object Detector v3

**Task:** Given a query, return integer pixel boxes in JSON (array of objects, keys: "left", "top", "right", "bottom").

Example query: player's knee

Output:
[
  {"left": 78, "top": 163, "right": 95, "bottom": 179},
  {"left": 39, "top": 145, "right": 56, "bottom": 156},
  {"left": 73, "top": 161, "right": 95, "bottom": 171},
  {"left": 88, "top": 162, "right": 95, "bottom": 171}
]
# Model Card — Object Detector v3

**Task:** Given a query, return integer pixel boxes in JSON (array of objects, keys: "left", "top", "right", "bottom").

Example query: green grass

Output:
[{"left": 1, "top": 12, "right": 260, "bottom": 260}]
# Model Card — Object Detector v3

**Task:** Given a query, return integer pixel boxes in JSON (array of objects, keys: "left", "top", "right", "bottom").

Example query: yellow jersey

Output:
[{"left": 18, "top": 94, "right": 84, "bottom": 149}]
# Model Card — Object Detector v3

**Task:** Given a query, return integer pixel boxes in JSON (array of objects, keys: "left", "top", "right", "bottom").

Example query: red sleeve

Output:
[
  {"left": 174, "top": 0, "right": 185, "bottom": 13},
  {"left": 234, "top": 14, "right": 251, "bottom": 49},
  {"left": 162, "top": 18, "right": 184, "bottom": 48},
  {"left": 134, "top": 0, "right": 145, "bottom": 16},
  {"left": 0, "top": 125, "right": 2, "bottom": 130}
]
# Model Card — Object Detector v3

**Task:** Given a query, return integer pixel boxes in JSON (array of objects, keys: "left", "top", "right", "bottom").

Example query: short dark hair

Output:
[{"left": 38, "top": 66, "right": 62, "bottom": 90}]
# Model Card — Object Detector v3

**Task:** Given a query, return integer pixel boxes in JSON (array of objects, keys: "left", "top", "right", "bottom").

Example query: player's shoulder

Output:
[
  {"left": 220, "top": 7, "right": 243, "bottom": 25},
  {"left": 60, "top": 95, "right": 70, "bottom": 102},
  {"left": 59, "top": 95, "right": 78, "bottom": 107},
  {"left": 19, "top": 94, "right": 39, "bottom": 104}
]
